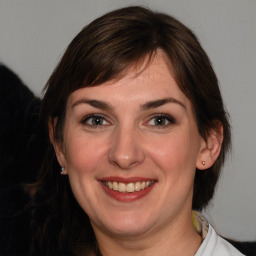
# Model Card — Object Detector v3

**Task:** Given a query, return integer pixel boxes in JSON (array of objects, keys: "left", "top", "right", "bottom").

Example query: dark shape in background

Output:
[{"left": 0, "top": 64, "right": 45, "bottom": 255}]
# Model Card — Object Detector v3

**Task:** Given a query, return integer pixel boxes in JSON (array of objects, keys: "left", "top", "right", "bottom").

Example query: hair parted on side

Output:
[{"left": 32, "top": 6, "right": 231, "bottom": 255}]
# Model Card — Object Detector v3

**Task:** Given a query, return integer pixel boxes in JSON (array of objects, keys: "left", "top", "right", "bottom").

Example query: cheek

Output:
[
  {"left": 63, "top": 134, "right": 109, "bottom": 215},
  {"left": 64, "top": 133, "right": 108, "bottom": 176},
  {"left": 147, "top": 131, "right": 199, "bottom": 176}
]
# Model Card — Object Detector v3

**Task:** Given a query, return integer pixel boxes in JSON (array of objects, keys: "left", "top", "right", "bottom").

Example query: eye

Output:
[
  {"left": 82, "top": 114, "right": 109, "bottom": 126},
  {"left": 147, "top": 114, "right": 175, "bottom": 127}
]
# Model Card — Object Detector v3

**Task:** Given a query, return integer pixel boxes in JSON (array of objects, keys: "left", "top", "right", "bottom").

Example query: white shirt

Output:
[{"left": 195, "top": 224, "right": 245, "bottom": 256}]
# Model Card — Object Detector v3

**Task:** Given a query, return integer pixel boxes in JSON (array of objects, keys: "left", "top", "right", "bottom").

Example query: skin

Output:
[{"left": 52, "top": 51, "right": 222, "bottom": 256}]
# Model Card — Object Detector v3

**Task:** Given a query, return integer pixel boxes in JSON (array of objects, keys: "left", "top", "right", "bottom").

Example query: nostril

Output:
[{"left": 111, "top": 158, "right": 140, "bottom": 170}]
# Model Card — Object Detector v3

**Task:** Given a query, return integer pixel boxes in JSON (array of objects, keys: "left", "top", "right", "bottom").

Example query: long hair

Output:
[{"left": 31, "top": 6, "right": 231, "bottom": 255}]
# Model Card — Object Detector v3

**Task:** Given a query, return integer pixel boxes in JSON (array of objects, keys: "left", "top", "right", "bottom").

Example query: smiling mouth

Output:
[{"left": 102, "top": 181, "right": 155, "bottom": 193}]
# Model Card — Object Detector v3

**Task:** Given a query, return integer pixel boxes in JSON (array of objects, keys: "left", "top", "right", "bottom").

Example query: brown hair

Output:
[{"left": 32, "top": 6, "right": 231, "bottom": 255}]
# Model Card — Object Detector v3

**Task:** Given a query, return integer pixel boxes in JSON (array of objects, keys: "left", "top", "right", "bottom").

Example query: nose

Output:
[{"left": 108, "top": 126, "right": 145, "bottom": 170}]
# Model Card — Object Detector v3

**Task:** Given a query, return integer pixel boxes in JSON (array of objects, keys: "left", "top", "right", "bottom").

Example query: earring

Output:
[
  {"left": 202, "top": 161, "right": 206, "bottom": 166},
  {"left": 60, "top": 167, "right": 65, "bottom": 175}
]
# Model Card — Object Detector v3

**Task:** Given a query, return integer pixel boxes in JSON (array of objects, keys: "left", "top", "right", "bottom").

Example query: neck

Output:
[{"left": 93, "top": 212, "right": 202, "bottom": 256}]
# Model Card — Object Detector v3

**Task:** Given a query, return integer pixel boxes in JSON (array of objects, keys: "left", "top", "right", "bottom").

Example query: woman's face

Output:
[{"left": 55, "top": 51, "right": 207, "bottom": 239}]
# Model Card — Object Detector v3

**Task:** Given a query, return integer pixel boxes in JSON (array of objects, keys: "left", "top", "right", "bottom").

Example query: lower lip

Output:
[{"left": 100, "top": 182, "right": 156, "bottom": 202}]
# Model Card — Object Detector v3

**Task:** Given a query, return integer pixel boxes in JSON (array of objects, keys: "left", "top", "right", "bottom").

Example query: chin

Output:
[
  {"left": 108, "top": 224, "right": 150, "bottom": 237},
  {"left": 95, "top": 213, "right": 154, "bottom": 237}
]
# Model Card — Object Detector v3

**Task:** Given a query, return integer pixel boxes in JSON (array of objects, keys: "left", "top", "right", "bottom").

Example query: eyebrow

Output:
[
  {"left": 72, "top": 97, "right": 186, "bottom": 111},
  {"left": 72, "top": 99, "right": 113, "bottom": 111},
  {"left": 141, "top": 98, "right": 186, "bottom": 110}
]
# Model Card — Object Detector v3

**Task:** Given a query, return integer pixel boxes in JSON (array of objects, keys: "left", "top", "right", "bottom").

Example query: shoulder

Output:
[{"left": 195, "top": 224, "right": 245, "bottom": 256}]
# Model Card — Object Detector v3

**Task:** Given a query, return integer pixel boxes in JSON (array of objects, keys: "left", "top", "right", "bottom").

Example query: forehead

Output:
[{"left": 67, "top": 51, "right": 190, "bottom": 109}]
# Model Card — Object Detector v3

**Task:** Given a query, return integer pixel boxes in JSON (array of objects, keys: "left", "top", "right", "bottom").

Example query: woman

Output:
[{"left": 31, "top": 6, "right": 244, "bottom": 256}]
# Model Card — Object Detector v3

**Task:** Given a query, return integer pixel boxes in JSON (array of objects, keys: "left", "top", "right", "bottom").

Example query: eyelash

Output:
[
  {"left": 146, "top": 114, "right": 176, "bottom": 128},
  {"left": 81, "top": 114, "right": 110, "bottom": 127},
  {"left": 81, "top": 113, "right": 176, "bottom": 128}
]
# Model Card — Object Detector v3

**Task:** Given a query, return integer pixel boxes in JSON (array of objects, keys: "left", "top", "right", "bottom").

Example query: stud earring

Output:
[
  {"left": 60, "top": 167, "right": 65, "bottom": 174},
  {"left": 202, "top": 161, "right": 206, "bottom": 166}
]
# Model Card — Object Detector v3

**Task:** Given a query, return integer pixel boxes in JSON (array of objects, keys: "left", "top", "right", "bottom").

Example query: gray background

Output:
[{"left": 0, "top": 0, "right": 255, "bottom": 241}]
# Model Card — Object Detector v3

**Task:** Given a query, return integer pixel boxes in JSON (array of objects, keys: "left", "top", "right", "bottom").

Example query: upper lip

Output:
[{"left": 99, "top": 176, "right": 157, "bottom": 184}]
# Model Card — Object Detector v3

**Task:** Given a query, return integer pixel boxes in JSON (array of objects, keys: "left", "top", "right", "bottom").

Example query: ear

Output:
[
  {"left": 196, "top": 123, "right": 223, "bottom": 170},
  {"left": 49, "top": 118, "right": 68, "bottom": 174}
]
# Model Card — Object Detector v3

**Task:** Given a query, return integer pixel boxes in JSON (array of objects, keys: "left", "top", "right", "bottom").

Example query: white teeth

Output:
[
  {"left": 127, "top": 183, "right": 135, "bottom": 192},
  {"left": 135, "top": 182, "right": 141, "bottom": 191},
  {"left": 104, "top": 180, "right": 154, "bottom": 193},
  {"left": 118, "top": 183, "right": 126, "bottom": 192},
  {"left": 113, "top": 181, "right": 118, "bottom": 191},
  {"left": 107, "top": 181, "right": 113, "bottom": 189}
]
